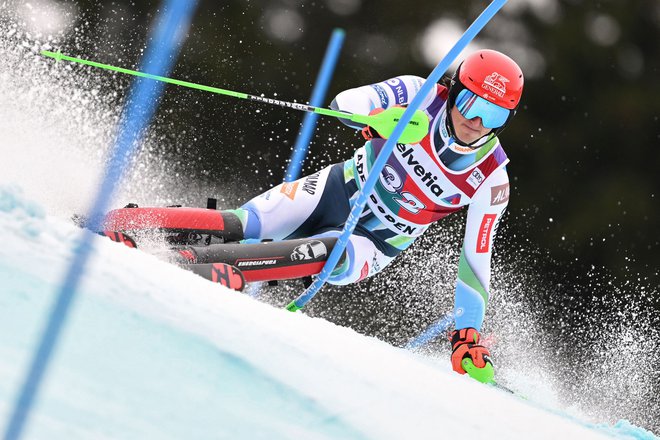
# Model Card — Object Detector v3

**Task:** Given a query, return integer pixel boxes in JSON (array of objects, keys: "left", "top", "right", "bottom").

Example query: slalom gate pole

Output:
[
  {"left": 3, "top": 2, "right": 198, "bottom": 439},
  {"left": 285, "top": 0, "right": 508, "bottom": 312},
  {"left": 284, "top": 28, "right": 345, "bottom": 182},
  {"left": 404, "top": 313, "right": 454, "bottom": 350}
]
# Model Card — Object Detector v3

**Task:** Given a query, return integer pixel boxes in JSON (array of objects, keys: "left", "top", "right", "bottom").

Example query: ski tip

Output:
[
  {"left": 180, "top": 262, "right": 246, "bottom": 292},
  {"left": 210, "top": 263, "right": 246, "bottom": 292}
]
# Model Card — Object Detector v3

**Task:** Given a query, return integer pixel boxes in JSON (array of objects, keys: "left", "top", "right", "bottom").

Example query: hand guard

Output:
[
  {"left": 361, "top": 107, "right": 384, "bottom": 140},
  {"left": 450, "top": 327, "right": 492, "bottom": 375},
  {"left": 360, "top": 105, "right": 408, "bottom": 141}
]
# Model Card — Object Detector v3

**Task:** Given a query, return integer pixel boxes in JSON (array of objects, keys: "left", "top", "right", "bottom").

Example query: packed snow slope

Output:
[{"left": 1, "top": 187, "right": 657, "bottom": 440}]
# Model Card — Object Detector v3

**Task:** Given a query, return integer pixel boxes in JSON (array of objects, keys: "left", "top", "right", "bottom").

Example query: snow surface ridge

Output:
[{"left": 0, "top": 185, "right": 657, "bottom": 440}]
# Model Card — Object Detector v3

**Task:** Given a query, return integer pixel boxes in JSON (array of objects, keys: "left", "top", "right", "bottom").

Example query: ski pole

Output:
[
  {"left": 404, "top": 312, "right": 454, "bottom": 350},
  {"left": 40, "top": 50, "right": 428, "bottom": 144},
  {"left": 285, "top": 0, "right": 509, "bottom": 312}
]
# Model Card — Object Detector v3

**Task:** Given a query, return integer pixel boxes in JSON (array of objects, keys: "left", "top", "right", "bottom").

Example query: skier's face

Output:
[{"left": 450, "top": 105, "right": 492, "bottom": 144}]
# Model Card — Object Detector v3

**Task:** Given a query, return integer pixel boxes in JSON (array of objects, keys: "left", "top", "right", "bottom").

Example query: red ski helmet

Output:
[
  {"left": 447, "top": 49, "right": 524, "bottom": 144},
  {"left": 457, "top": 49, "right": 524, "bottom": 109}
]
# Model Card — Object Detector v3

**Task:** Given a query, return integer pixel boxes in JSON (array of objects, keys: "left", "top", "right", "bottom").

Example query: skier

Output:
[
  {"left": 114, "top": 49, "right": 521, "bottom": 378},
  {"left": 211, "top": 49, "right": 523, "bottom": 378}
]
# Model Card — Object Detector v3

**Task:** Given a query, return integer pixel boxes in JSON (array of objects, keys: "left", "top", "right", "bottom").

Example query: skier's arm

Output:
[
  {"left": 454, "top": 168, "right": 510, "bottom": 331},
  {"left": 330, "top": 75, "right": 438, "bottom": 129}
]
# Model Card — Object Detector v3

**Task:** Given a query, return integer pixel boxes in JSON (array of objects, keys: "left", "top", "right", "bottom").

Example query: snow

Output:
[{"left": 0, "top": 185, "right": 657, "bottom": 440}]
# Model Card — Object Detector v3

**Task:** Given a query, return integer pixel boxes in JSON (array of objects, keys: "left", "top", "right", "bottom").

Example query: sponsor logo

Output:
[
  {"left": 368, "top": 193, "right": 418, "bottom": 235},
  {"left": 440, "top": 115, "right": 450, "bottom": 138},
  {"left": 212, "top": 264, "right": 244, "bottom": 290},
  {"left": 356, "top": 154, "right": 365, "bottom": 179},
  {"left": 490, "top": 183, "right": 510, "bottom": 205},
  {"left": 249, "top": 95, "right": 311, "bottom": 111},
  {"left": 302, "top": 171, "right": 321, "bottom": 195},
  {"left": 355, "top": 153, "right": 421, "bottom": 236},
  {"left": 467, "top": 167, "right": 485, "bottom": 189},
  {"left": 236, "top": 259, "right": 278, "bottom": 267},
  {"left": 482, "top": 72, "right": 509, "bottom": 98},
  {"left": 450, "top": 143, "right": 476, "bottom": 154},
  {"left": 371, "top": 253, "right": 381, "bottom": 274},
  {"left": 259, "top": 189, "right": 273, "bottom": 201},
  {"left": 380, "top": 165, "right": 403, "bottom": 193},
  {"left": 358, "top": 261, "right": 369, "bottom": 281},
  {"left": 477, "top": 214, "right": 497, "bottom": 253},
  {"left": 394, "top": 192, "right": 426, "bottom": 214},
  {"left": 291, "top": 240, "right": 328, "bottom": 261},
  {"left": 370, "top": 84, "right": 389, "bottom": 108},
  {"left": 386, "top": 78, "right": 408, "bottom": 104},
  {"left": 442, "top": 193, "right": 461, "bottom": 205},
  {"left": 211, "top": 264, "right": 228, "bottom": 285},
  {"left": 395, "top": 144, "right": 444, "bottom": 197},
  {"left": 280, "top": 182, "right": 298, "bottom": 200}
]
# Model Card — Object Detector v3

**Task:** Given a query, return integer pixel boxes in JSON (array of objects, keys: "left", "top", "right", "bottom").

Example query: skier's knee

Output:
[
  {"left": 237, "top": 204, "right": 262, "bottom": 239},
  {"left": 322, "top": 233, "right": 381, "bottom": 285}
]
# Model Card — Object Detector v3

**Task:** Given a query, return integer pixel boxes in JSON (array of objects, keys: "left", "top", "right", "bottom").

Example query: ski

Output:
[
  {"left": 100, "top": 229, "right": 247, "bottom": 291},
  {"left": 173, "top": 236, "right": 339, "bottom": 282},
  {"left": 102, "top": 204, "right": 244, "bottom": 246},
  {"left": 101, "top": 230, "right": 137, "bottom": 248},
  {"left": 184, "top": 262, "right": 246, "bottom": 292},
  {"left": 94, "top": 205, "right": 340, "bottom": 287}
]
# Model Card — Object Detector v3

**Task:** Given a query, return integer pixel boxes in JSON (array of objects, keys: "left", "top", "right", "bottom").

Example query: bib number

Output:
[{"left": 394, "top": 192, "right": 426, "bottom": 214}]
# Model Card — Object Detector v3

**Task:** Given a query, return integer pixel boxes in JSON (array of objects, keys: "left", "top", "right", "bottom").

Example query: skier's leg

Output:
[
  {"left": 176, "top": 230, "right": 382, "bottom": 284},
  {"left": 238, "top": 164, "right": 351, "bottom": 240},
  {"left": 312, "top": 230, "right": 395, "bottom": 285}
]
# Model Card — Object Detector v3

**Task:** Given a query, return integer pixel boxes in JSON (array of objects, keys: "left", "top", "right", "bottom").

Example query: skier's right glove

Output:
[{"left": 450, "top": 327, "right": 492, "bottom": 375}]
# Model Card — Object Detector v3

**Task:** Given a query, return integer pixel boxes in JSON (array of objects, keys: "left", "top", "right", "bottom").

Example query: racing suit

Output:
[{"left": 240, "top": 75, "right": 510, "bottom": 331}]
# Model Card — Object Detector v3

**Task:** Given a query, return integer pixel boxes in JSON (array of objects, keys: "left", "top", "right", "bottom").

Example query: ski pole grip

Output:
[
  {"left": 461, "top": 358, "right": 495, "bottom": 384},
  {"left": 286, "top": 301, "right": 303, "bottom": 312}
]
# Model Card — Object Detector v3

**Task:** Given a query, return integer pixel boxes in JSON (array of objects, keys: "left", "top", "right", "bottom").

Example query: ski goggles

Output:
[{"left": 455, "top": 88, "right": 511, "bottom": 129}]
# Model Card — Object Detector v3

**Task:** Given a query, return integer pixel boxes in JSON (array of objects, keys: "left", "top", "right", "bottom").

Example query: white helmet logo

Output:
[{"left": 482, "top": 72, "right": 509, "bottom": 98}]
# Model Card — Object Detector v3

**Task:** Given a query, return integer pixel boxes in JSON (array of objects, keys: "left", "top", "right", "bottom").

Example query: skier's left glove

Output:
[{"left": 450, "top": 327, "right": 492, "bottom": 375}]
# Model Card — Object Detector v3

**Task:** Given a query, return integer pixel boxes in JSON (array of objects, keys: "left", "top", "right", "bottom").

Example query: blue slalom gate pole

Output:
[
  {"left": 3, "top": 2, "right": 197, "bottom": 439},
  {"left": 286, "top": 0, "right": 508, "bottom": 312},
  {"left": 284, "top": 28, "right": 345, "bottom": 182},
  {"left": 404, "top": 313, "right": 454, "bottom": 350}
]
